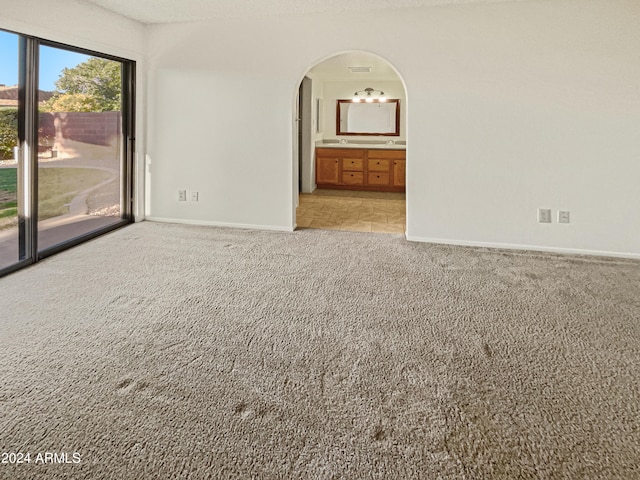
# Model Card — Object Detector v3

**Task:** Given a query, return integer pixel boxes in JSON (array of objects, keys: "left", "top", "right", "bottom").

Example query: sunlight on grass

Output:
[
  {"left": 0, "top": 169, "right": 17, "bottom": 224},
  {"left": 38, "top": 168, "right": 112, "bottom": 220},
  {"left": 0, "top": 167, "right": 112, "bottom": 227},
  {"left": 0, "top": 169, "right": 17, "bottom": 193},
  {"left": 0, "top": 203, "right": 17, "bottom": 219}
]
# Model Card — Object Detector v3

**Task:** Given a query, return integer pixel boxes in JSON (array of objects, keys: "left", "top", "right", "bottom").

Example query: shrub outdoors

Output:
[{"left": 0, "top": 108, "right": 18, "bottom": 160}]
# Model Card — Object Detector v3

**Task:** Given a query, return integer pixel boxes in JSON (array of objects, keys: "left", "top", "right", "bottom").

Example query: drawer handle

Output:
[{"left": 376, "top": 162, "right": 380, "bottom": 165}]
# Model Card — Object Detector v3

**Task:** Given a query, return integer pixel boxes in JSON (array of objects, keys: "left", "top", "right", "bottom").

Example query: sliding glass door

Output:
[
  {"left": 37, "top": 45, "right": 126, "bottom": 251},
  {"left": 0, "top": 30, "right": 134, "bottom": 276}
]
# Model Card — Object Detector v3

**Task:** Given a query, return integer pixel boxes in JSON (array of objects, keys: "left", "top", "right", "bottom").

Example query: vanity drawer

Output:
[
  {"left": 342, "top": 172, "right": 364, "bottom": 185},
  {"left": 342, "top": 158, "right": 364, "bottom": 171},
  {"left": 368, "top": 172, "right": 390, "bottom": 185},
  {"left": 368, "top": 158, "right": 390, "bottom": 172},
  {"left": 367, "top": 149, "right": 405, "bottom": 160}
]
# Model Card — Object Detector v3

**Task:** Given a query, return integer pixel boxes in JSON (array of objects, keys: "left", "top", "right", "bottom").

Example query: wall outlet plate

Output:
[
  {"left": 191, "top": 191, "right": 199, "bottom": 202},
  {"left": 538, "top": 208, "right": 552, "bottom": 223},
  {"left": 178, "top": 190, "right": 187, "bottom": 202},
  {"left": 558, "top": 210, "right": 570, "bottom": 223}
]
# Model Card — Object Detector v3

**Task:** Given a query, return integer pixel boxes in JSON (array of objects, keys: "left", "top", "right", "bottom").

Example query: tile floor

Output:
[{"left": 296, "top": 189, "right": 406, "bottom": 234}]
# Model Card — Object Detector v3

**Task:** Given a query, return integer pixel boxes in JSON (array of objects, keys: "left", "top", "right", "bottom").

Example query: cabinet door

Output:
[
  {"left": 317, "top": 156, "right": 339, "bottom": 184},
  {"left": 393, "top": 160, "right": 406, "bottom": 187}
]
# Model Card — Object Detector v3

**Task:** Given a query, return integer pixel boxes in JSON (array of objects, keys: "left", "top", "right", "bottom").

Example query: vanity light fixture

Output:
[{"left": 352, "top": 87, "right": 386, "bottom": 103}]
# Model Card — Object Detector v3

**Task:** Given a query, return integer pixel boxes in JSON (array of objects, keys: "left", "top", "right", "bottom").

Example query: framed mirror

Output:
[{"left": 336, "top": 99, "right": 400, "bottom": 136}]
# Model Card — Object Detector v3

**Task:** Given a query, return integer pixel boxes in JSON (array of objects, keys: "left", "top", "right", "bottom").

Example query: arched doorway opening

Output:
[{"left": 293, "top": 51, "right": 408, "bottom": 235}]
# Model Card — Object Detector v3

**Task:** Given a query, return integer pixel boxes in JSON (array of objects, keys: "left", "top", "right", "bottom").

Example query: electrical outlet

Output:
[
  {"left": 538, "top": 208, "right": 552, "bottom": 223},
  {"left": 558, "top": 210, "right": 570, "bottom": 224},
  {"left": 191, "top": 191, "right": 199, "bottom": 202},
  {"left": 178, "top": 190, "right": 187, "bottom": 202}
]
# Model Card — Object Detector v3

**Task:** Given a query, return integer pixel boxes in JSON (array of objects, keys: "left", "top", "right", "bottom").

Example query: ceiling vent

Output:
[{"left": 348, "top": 66, "right": 372, "bottom": 73}]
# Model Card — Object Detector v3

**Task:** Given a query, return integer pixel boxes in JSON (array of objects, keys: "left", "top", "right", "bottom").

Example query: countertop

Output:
[{"left": 316, "top": 141, "right": 406, "bottom": 150}]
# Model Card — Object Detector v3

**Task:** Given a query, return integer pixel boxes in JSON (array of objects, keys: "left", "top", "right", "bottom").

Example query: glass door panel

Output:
[
  {"left": 0, "top": 31, "right": 21, "bottom": 270},
  {"left": 37, "top": 45, "right": 124, "bottom": 251}
]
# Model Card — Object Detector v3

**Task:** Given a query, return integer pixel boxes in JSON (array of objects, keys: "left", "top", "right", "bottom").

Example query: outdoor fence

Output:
[{"left": 39, "top": 111, "right": 121, "bottom": 148}]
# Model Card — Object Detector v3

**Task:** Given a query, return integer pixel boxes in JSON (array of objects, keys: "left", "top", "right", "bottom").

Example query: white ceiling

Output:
[
  {"left": 79, "top": 0, "right": 523, "bottom": 81},
  {"left": 81, "top": 0, "right": 522, "bottom": 25}
]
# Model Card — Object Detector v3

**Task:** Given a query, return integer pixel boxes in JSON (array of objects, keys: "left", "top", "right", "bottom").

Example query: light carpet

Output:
[{"left": 1, "top": 222, "right": 639, "bottom": 479}]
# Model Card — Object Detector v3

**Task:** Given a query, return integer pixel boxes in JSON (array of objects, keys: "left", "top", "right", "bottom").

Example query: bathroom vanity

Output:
[{"left": 315, "top": 145, "right": 405, "bottom": 192}]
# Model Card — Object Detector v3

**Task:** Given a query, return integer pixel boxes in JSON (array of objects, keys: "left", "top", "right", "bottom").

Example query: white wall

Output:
[
  {"left": 0, "top": 0, "right": 147, "bottom": 220},
  {"left": 146, "top": 0, "right": 640, "bottom": 257}
]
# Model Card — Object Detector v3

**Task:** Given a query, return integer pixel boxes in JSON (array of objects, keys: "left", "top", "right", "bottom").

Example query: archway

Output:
[{"left": 293, "top": 51, "right": 408, "bottom": 235}]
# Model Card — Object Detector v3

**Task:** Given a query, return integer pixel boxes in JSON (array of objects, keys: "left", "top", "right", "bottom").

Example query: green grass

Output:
[
  {"left": 0, "top": 169, "right": 18, "bottom": 221},
  {"left": 0, "top": 202, "right": 17, "bottom": 219},
  {"left": 38, "top": 168, "right": 112, "bottom": 220},
  {"left": 0, "top": 167, "right": 112, "bottom": 224},
  {"left": 0, "top": 168, "right": 17, "bottom": 193}
]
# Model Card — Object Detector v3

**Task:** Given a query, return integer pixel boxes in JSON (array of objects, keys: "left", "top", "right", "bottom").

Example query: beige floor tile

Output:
[
  {"left": 297, "top": 190, "right": 406, "bottom": 235},
  {"left": 296, "top": 216, "right": 314, "bottom": 228},
  {"left": 340, "top": 220, "right": 372, "bottom": 232},
  {"left": 371, "top": 222, "right": 405, "bottom": 234},
  {"left": 357, "top": 204, "right": 376, "bottom": 214},
  {"left": 331, "top": 211, "right": 361, "bottom": 222},
  {"left": 318, "top": 197, "right": 343, "bottom": 205},
  {"left": 330, "top": 204, "right": 359, "bottom": 212},
  {"left": 309, "top": 209, "right": 335, "bottom": 220},
  {"left": 308, "top": 218, "right": 342, "bottom": 230},
  {"left": 298, "top": 197, "right": 318, "bottom": 205},
  {"left": 385, "top": 204, "right": 406, "bottom": 211},
  {"left": 359, "top": 212, "right": 388, "bottom": 223},
  {"left": 377, "top": 205, "right": 403, "bottom": 212},
  {"left": 336, "top": 200, "right": 363, "bottom": 208},
  {"left": 365, "top": 199, "right": 392, "bottom": 208},
  {"left": 387, "top": 214, "right": 406, "bottom": 225},
  {"left": 296, "top": 207, "right": 310, "bottom": 217}
]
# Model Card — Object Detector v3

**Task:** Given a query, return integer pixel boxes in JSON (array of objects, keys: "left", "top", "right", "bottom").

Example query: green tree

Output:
[
  {"left": 0, "top": 109, "right": 18, "bottom": 159},
  {"left": 41, "top": 93, "right": 102, "bottom": 113},
  {"left": 42, "top": 57, "right": 121, "bottom": 112}
]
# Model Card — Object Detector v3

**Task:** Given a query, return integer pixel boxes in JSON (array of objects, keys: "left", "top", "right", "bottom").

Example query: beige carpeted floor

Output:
[{"left": 1, "top": 222, "right": 639, "bottom": 479}]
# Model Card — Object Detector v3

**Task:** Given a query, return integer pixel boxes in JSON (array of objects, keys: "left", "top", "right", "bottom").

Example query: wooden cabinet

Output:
[
  {"left": 341, "top": 153, "right": 364, "bottom": 186},
  {"left": 316, "top": 156, "right": 339, "bottom": 185},
  {"left": 342, "top": 157, "right": 364, "bottom": 171},
  {"left": 368, "top": 172, "right": 390, "bottom": 185},
  {"left": 342, "top": 172, "right": 364, "bottom": 185},
  {"left": 367, "top": 158, "right": 390, "bottom": 172},
  {"left": 316, "top": 147, "right": 405, "bottom": 192},
  {"left": 393, "top": 159, "right": 406, "bottom": 187}
]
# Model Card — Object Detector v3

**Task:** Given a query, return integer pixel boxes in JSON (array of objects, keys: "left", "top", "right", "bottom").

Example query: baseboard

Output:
[
  {"left": 405, "top": 235, "right": 640, "bottom": 260},
  {"left": 145, "top": 217, "right": 295, "bottom": 233},
  {"left": 143, "top": 221, "right": 638, "bottom": 260}
]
